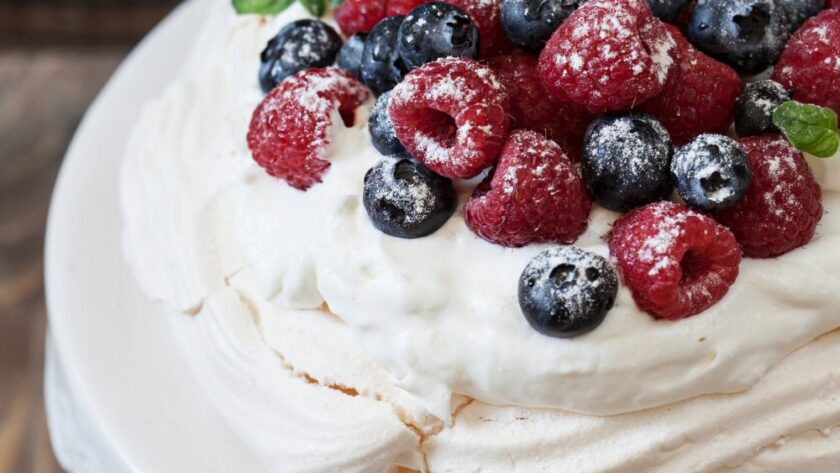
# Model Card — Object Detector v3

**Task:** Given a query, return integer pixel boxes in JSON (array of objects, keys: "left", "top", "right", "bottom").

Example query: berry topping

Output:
[
  {"left": 777, "top": 0, "right": 825, "bottom": 31},
  {"left": 387, "top": 0, "right": 432, "bottom": 15},
  {"left": 830, "top": 0, "right": 840, "bottom": 9},
  {"left": 363, "top": 156, "right": 457, "bottom": 238},
  {"left": 609, "top": 201, "right": 742, "bottom": 320},
  {"left": 501, "top": 0, "right": 585, "bottom": 52},
  {"left": 369, "top": 90, "right": 407, "bottom": 155},
  {"left": 447, "top": 0, "right": 513, "bottom": 56},
  {"left": 336, "top": 33, "right": 368, "bottom": 80},
  {"left": 388, "top": 57, "right": 510, "bottom": 179},
  {"left": 687, "top": 0, "right": 789, "bottom": 75},
  {"left": 361, "top": 16, "right": 409, "bottom": 96},
  {"left": 581, "top": 114, "right": 673, "bottom": 212},
  {"left": 538, "top": 0, "right": 677, "bottom": 114},
  {"left": 247, "top": 68, "right": 371, "bottom": 190},
  {"left": 518, "top": 246, "right": 618, "bottom": 338},
  {"left": 487, "top": 52, "right": 592, "bottom": 159},
  {"left": 258, "top": 20, "right": 343, "bottom": 94},
  {"left": 772, "top": 10, "right": 840, "bottom": 117},
  {"left": 671, "top": 134, "right": 751, "bottom": 211},
  {"left": 713, "top": 134, "right": 823, "bottom": 258},
  {"left": 641, "top": 25, "right": 742, "bottom": 146},
  {"left": 335, "top": 0, "right": 388, "bottom": 36},
  {"left": 464, "top": 130, "right": 592, "bottom": 247},
  {"left": 646, "top": 0, "right": 692, "bottom": 22},
  {"left": 397, "top": 2, "right": 481, "bottom": 71},
  {"left": 734, "top": 80, "right": 791, "bottom": 138}
]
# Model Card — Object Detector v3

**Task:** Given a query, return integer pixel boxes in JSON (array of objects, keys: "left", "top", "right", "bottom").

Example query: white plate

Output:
[{"left": 44, "top": 1, "right": 265, "bottom": 471}]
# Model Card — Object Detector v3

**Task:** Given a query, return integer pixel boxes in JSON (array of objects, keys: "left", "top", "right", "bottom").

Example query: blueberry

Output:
[
  {"left": 397, "top": 2, "right": 480, "bottom": 71},
  {"left": 687, "top": 0, "right": 789, "bottom": 75},
  {"left": 337, "top": 33, "right": 367, "bottom": 80},
  {"left": 369, "top": 91, "right": 407, "bottom": 156},
  {"left": 777, "top": 0, "right": 824, "bottom": 31},
  {"left": 361, "top": 16, "right": 409, "bottom": 96},
  {"left": 646, "top": 0, "right": 692, "bottom": 22},
  {"left": 500, "top": 0, "right": 584, "bottom": 52},
  {"left": 518, "top": 246, "right": 618, "bottom": 338},
  {"left": 363, "top": 156, "right": 457, "bottom": 238},
  {"left": 671, "top": 134, "right": 751, "bottom": 211},
  {"left": 734, "top": 80, "right": 791, "bottom": 137},
  {"left": 581, "top": 114, "right": 673, "bottom": 213},
  {"left": 259, "top": 19, "right": 342, "bottom": 94}
]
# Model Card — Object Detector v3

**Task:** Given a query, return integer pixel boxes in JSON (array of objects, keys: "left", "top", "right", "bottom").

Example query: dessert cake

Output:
[{"left": 121, "top": 0, "right": 840, "bottom": 470}]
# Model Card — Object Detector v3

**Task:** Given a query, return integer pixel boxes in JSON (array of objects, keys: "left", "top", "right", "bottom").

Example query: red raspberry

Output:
[
  {"left": 335, "top": 0, "right": 387, "bottom": 36},
  {"left": 537, "top": 0, "right": 677, "bottom": 114},
  {"left": 609, "top": 201, "right": 742, "bottom": 320},
  {"left": 446, "top": 0, "right": 513, "bottom": 56},
  {"left": 773, "top": 10, "right": 840, "bottom": 116},
  {"left": 830, "top": 0, "right": 840, "bottom": 9},
  {"left": 464, "top": 130, "right": 592, "bottom": 247},
  {"left": 641, "top": 26, "right": 741, "bottom": 146},
  {"left": 713, "top": 135, "right": 823, "bottom": 258},
  {"left": 247, "top": 68, "right": 371, "bottom": 190},
  {"left": 487, "top": 52, "right": 593, "bottom": 160},
  {"left": 388, "top": 57, "right": 510, "bottom": 179},
  {"left": 386, "top": 0, "right": 429, "bottom": 15}
]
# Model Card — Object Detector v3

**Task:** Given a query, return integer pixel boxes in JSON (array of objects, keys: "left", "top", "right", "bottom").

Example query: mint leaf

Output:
[
  {"left": 233, "top": 0, "right": 295, "bottom": 15},
  {"left": 299, "top": 0, "right": 326, "bottom": 16},
  {"left": 772, "top": 101, "right": 840, "bottom": 158}
]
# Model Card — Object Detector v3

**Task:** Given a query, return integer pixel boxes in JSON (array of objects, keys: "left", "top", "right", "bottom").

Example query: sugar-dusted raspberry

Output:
[
  {"left": 386, "top": 0, "right": 429, "bottom": 15},
  {"left": 642, "top": 25, "right": 742, "bottom": 146},
  {"left": 537, "top": 0, "right": 677, "bottom": 114},
  {"left": 772, "top": 10, "right": 840, "bottom": 116},
  {"left": 388, "top": 57, "right": 510, "bottom": 179},
  {"left": 713, "top": 135, "right": 823, "bottom": 258},
  {"left": 487, "top": 52, "right": 592, "bottom": 159},
  {"left": 464, "top": 130, "right": 592, "bottom": 247},
  {"left": 335, "top": 0, "right": 387, "bottom": 36},
  {"left": 447, "top": 0, "right": 514, "bottom": 56},
  {"left": 830, "top": 0, "right": 840, "bottom": 9},
  {"left": 609, "top": 201, "right": 742, "bottom": 320},
  {"left": 247, "top": 68, "right": 371, "bottom": 190}
]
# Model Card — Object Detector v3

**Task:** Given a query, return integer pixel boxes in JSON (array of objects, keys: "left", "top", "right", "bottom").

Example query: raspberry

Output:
[
  {"left": 537, "top": 0, "right": 677, "bottom": 114},
  {"left": 830, "top": 0, "right": 840, "bottom": 9},
  {"left": 388, "top": 57, "right": 510, "bottom": 179},
  {"left": 446, "top": 0, "right": 514, "bottom": 56},
  {"left": 487, "top": 52, "right": 592, "bottom": 160},
  {"left": 335, "top": 0, "right": 387, "bottom": 36},
  {"left": 386, "top": 0, "right": 430, "bottom": 15},
  {"left": 247, "top": 68, "right": 371, "bottom": 190},
  {"left": 713, "top": 135, "right": 823, "bottom": 258},
  {"left": 464, "top": 130, "right": 592, "bottom": 247},
  {"left": 609, "top": 201, "right": 742, "bottom": 320},
  {"left": 641, "top": 26, "right": 742, "bottom": 146},
  {"left": 772, "top": 10, "right": 840, "bottom": 116}
]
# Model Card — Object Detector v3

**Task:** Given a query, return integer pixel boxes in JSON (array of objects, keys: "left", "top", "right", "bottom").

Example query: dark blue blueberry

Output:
[
  {"left": 363, "top": 156, "right": 456, "bottom": 238},
  {"left": 581, "top": 114, "right": 673, "bottom": 213},
  {"left": 337, "top": 33, "right": 367, "bottom": 80},
  {"left": 518, "top": 247, "right": 618, "bottom": 339},
  {"left": 687, "top": 0, "right": 789, "bottom": 75},
  {"left": 671, "top": 134, "right": 751, "bottom": 211},
  {"left": 500, "top": 0, "right": 584, "bottom": 52},
  {"left": 778, "top": 0, "right": 824, "bottom": 31},
  {"left": 259, "top": 19, "right": 342, "bottom": 94},
  {"left": 397, "top": 2, "right": 480, "bottom": 71},
  {"left": 361, "top": 16, "right": 409, "bottom": 96},
  {"left": 734, "top": 79, "right": 791, "bottom": 137},
  {"left": 646, "top": 0, "right": 692, "bottom": 22},
  {"left": 369, "top": 91, "right": 407, "bottom": 156}
]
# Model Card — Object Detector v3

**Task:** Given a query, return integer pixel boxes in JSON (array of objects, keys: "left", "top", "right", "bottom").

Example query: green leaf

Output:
[
  {"left": 772, "top": 101, "right": 840, "bottom": 158},
  {"left": 232, "top": 0, "right": 295, "bottom": 15},
  {"left": 299, "top": 0, "right": 327, "bottom": 16},
  {"left": 331, "top": 0, "right": 345, "bottom": 7}
]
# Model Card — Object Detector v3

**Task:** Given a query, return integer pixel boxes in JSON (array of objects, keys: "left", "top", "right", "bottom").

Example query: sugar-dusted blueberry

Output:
[
  {"left": 337, "top": 33, "right": 368, "bottom": 80},
  {"left": 500, "top": 0, "right": 584, "bottom": 52},
  {"left": 671, "top": 134, "right": 751, "bottom": 211},
  {"left": 734, "top": 80, "right": 791, "bottom": 137},
  {"left": 397, "top": 2, "right": 480, "bottom": 71},
  {"left": 581, "top": 114, "right": 673, "bottom": 213},
  {"left": 369, "top": 91, "right": 407, "bottom": 155},
  {"left": 363, "top": 156, "right": 457, "bottom": 238},
  {"left": 361, "top": 16, "right": 409, "bottom": 96},
  {"left": 687, "top": 0, "right": 789, "bottom": 75},
  {"left": 259, "top": 19, "right": 343, "bottom": 94},
  {"left": 777, "top": 0, "right": 824, "bottom": 31},
  {"left": 646, "top": 0, "right": 692, "bottom": 22},
  {"left": 518, "top": 246, "right": 618, "bottom": 338}
]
